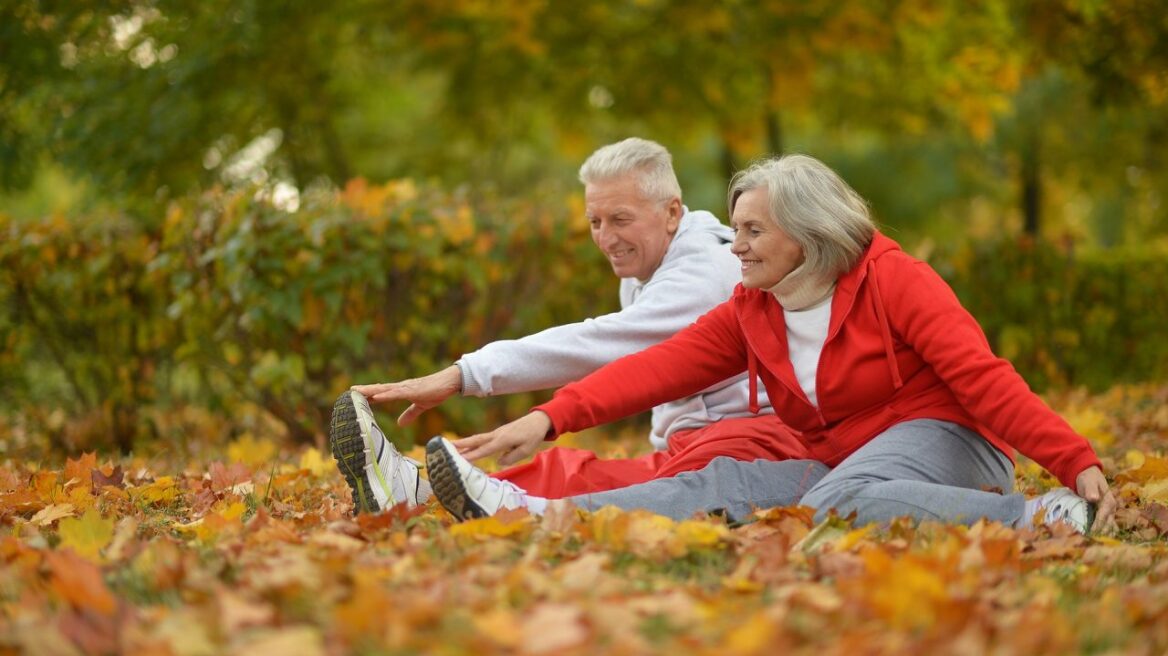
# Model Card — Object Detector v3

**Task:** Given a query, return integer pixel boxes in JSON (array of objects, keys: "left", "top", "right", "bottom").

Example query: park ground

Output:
[{"left": 2, "top": 383, "right": 1167, "bottom": 655}]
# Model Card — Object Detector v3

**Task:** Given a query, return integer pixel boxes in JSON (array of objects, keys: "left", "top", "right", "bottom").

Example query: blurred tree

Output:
[
  {"left": 380, "top": 0, "right": 1025, "bottom": 177},
  {"left": 2, "top": 1, "right": 369, "bottom": 213},
  {"left": 1, "top": 0, "right": 1163, "bottom": 243},
  {"left": 1, "top": 1, "right": 1022, "bottom": 200}
]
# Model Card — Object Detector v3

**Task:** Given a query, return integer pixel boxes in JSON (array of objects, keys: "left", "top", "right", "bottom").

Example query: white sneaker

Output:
[
  {"left": 329, "top": 391, "right": 432, "bottom": 513},
  {"left": 1025, "top": 488, "right": 1095, "bottom": 533},
  {"left": 425, "top": 436, "right": 527, "bottom": 520}
]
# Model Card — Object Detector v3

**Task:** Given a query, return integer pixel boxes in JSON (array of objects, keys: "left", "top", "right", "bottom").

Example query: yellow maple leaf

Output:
[
  {"left": 1138, "top": 479, "right": 1168, "bottom": 504},
  {"left": 471, "top": 609, "right": 523, "bottom": 649},
  {"left": 670, "top": 519, "right": 730, "bottom": 555},
  {"left": 58, "top": 507, "right": 114, "bottom": 561},
  {"left": 134, "top": 476, "right": 180, "bottom": 505},
  {"left": 1063, "top": 406, "right": 1115, "bottom": 448},
  {"left": 627, "top": 512, "right": 676, "bottom": 557},
  {"left": 588, "top": 505, "right": 630, "bottom": 551},
  {"left": 449, "top": 514, "right": 534, "bottom": 542},
  {"left": 724, "top": 611, "right": 776, "bottom": 655},
  {"left": 860, "top": 550, "right": 949, "bottom": 630},
  {"left": 194, "top": 501, "right": 248, "bottom": 542},
  {"left": 228, "top": 433, "right": 278, "bottom": 468},
  {"left": 298, "top": 447, "right": 331, "bottom": 477}
]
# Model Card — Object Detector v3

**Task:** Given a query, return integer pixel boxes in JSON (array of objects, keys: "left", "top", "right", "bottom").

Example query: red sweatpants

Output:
[{"left": 492, "top": 414, "right": 808, "bottom": 499}]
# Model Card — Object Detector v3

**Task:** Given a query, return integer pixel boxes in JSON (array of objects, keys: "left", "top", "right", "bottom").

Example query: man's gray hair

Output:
[
  {"left": 728, "top": 154, "right": 875, "bottom": 281},
  {"left": 578, "top": 137, "right": 683, "bottom": 202}
]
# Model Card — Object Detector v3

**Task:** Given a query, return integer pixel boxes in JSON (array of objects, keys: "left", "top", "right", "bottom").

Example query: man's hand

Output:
[
  {"left": 1076, "top": 465, "right": 1118, "bottom": 533},
  {"left": 455, "top": 411, "right": 553, "bottom": 467},
  {"left": 351, "top": 365, "right": 462, "bottom": 426}
]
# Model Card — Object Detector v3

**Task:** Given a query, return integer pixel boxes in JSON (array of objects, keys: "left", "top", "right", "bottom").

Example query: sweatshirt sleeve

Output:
[
  {"left": 876, "top": 254, "right": 1101, "bottom": 488},
  {"left": 534, "top": 299, "right": 749, "bottom": 437},
  {"left": 457, "top": 226, "right": 739, "bottom": 397}
]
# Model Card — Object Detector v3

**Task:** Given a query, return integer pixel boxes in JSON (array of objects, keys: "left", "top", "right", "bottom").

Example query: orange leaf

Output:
[
  {"left": 63, "top": 452, "right": 98, "bottom": 488},
  {"left": 44, "top": 550, "right": 117, "bottom": 616}
]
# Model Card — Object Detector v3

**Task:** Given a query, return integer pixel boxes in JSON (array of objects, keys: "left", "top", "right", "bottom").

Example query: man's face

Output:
[{"left": 584, "top": 176, "right": 681, "bottom": 282}]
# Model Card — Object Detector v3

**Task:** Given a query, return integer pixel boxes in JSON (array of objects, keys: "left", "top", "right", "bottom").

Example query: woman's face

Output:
[{"left": 730, "top": 187, "right": 805, "bottom": 289}]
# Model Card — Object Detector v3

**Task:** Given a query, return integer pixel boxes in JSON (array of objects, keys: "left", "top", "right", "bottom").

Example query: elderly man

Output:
[{"left": 329, "top": 138, "right": 807, "bottom": 513}]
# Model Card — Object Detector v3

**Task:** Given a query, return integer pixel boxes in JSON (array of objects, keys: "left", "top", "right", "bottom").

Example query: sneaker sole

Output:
[
  {"left": 328, "top": 391, "right": 380, "bottom": 514},
  {"left": 425, "top": 437, "right": 488, "bottom": 521}
]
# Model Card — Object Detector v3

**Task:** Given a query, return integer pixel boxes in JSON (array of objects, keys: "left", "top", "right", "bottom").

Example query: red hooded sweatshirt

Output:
[{"left": 535, "top": 232, "right": 1101, "bottom": 490}]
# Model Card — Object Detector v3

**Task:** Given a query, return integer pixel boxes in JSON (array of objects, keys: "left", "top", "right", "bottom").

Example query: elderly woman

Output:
[{"left": 427, "top": 154, "right": 1117, "bottom": 533}]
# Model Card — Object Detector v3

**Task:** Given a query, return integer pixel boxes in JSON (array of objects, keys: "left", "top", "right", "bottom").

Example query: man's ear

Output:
[{"left": 664, "top": 197, "right": 683, "bottom": 234}]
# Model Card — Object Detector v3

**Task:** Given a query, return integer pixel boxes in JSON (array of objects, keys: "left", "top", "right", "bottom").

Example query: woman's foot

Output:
[
  {"left": 1024, "top": 488, "right": 1095, "bottom": 533},
  {"left": 426, "top": 436, "right": 532, "bottom": 520}
]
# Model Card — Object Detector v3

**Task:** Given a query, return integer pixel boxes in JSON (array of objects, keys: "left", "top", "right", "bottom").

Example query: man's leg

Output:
[
  {"left": 566, "top": 456, "right": 830, "bottom": 521},
  {"left": 799, "top": 419, "right": 1022, "bottom": 526}
]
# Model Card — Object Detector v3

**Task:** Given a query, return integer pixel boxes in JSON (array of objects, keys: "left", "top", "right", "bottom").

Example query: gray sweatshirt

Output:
[{"left": 457, "top": 208, "right": 772, "bottom": 450}]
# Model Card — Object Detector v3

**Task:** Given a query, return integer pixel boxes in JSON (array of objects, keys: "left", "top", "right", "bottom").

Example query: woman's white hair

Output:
[
  {"left": 728, "top": 154, "right": 875, "bottom": 280},
  {"left": 578, "top": 137, "right": 682, "bottom": 202}
]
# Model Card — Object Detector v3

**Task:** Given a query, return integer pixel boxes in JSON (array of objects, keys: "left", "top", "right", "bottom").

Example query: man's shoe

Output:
[
  {"left": 329, "top": 391, "right": 432, "bottom": 513},
  {"left": 1026, "top": 488, "right": 1095, "bottom": 534},
  {"left": 425, "top": 436, "right": 527, "bottom": 521}
]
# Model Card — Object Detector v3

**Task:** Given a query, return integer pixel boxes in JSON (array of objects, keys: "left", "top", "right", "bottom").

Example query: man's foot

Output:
[
  {"left": 329, "top": 391, "right": 432, "bottom": 513},
  {"left": 425, "top": 436, "right": 528, "bottom": 521},
  {"left": 1024, "top": 488, "right": 1096, "bottom": 534}
]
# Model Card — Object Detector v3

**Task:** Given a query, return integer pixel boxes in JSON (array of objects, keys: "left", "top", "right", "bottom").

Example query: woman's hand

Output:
[
  {"left": 351, "top": 365, "right": 462, "bottom": 426},
  {"left": 1076, "top": 466, "right": 1118, "bottom": 533},
  {"left": 454, "top": 411, "right": 553, "bottom": 466}
]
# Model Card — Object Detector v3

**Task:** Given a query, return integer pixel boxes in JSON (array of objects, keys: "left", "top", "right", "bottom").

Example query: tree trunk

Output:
[
  {"left": 1022, "top": 133, "right": 1041, "bottom": 237},
  {"left": 720, "top": 139, "right": 736, "bottom": 183},
  {"left": 765, "top": 108, "right": 783, "bottom": 155}
]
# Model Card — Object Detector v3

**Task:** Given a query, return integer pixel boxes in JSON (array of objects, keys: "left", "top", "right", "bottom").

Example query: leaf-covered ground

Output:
[{"left": 2, "top": 384, "right": 1167, "bottom": 655}]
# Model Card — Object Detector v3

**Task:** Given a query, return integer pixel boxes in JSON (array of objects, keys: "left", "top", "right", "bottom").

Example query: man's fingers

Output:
[
  {"left": 370, "top": 387, "right": 413, "bottom": 404},
  {"left": 351, "top": 383, "right": 392, "bottom": 396},
  {"left": 397, "top": 403, "right": 424, "bottom": 426}
]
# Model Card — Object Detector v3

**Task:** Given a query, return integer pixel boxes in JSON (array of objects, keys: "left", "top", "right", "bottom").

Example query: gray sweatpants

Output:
[{"left": 567, "top": 419, "right": 1022, "bottom": 526}]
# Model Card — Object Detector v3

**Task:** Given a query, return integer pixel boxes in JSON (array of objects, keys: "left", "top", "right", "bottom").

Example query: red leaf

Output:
[{"left": 90, "top": 465, "right": 125, "bottom": 494}]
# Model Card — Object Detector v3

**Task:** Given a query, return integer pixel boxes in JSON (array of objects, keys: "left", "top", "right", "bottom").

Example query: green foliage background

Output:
[{"left": 2, "top": 1, "right": 1167, "bottom": 453}]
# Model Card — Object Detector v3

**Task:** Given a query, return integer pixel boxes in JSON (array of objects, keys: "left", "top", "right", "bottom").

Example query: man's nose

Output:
[{"left": 596, "top": 224, "right": 619, "bottom": 248}]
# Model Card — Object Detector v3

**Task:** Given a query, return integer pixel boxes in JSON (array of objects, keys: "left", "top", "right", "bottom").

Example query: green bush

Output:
[
  {"left": 939, "top": 237, "right": 1168, "bottom": 391},
  {"left": 2, "top": 181, "right": 613, "bottom": 451},
  {"left": 0, "top": 213, "right": 175, "bottom": 452},
  {"left": 5, "top": 187, "right": 1166, "bottom": 453},
  {"left": 155, "top": 180, "right": 612, "bottom": 444}
]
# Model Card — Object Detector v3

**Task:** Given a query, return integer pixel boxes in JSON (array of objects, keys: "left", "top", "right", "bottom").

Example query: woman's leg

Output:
[
  {"left": 799, "top": 419, "right": 1022, "bottom": 525},
  {"left": 566, "top": 456, "right": 830, "bottom": 521}
]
